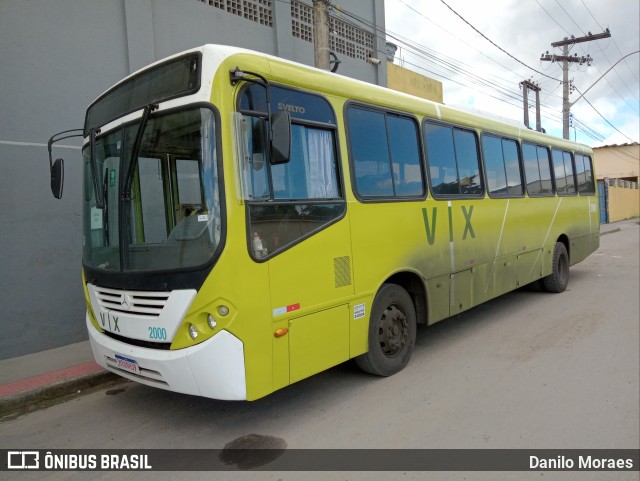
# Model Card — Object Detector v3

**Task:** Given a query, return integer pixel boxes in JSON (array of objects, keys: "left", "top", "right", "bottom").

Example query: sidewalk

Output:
[
  {"left": 0, "top": 340, "right": 119, "bottom": 418},
  {"left": 0, "top": 220, "right": 635, "bottom": 418}
]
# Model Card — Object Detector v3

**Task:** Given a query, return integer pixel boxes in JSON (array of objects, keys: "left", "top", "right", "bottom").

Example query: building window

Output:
[
  {"left": 290, "top": 0, "right": 375, "bottom": 61},
  {"left": 200, "top": 0, "right": 273, "bottom": 27}
]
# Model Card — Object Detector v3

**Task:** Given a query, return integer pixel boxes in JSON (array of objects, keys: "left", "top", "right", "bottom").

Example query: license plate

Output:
[{"left": 114, "top": 354, "right": 140, "bottom": 375}]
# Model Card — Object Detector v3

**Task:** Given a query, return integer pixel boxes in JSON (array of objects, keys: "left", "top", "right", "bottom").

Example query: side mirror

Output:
[
  {"left": 47, "top": 128, "right": 82, "bottom": 199},
  {"left": 51, "top": 158, "right": 65, "bottom": 199},
  {"left": 270, "top": 111, "right": 291, "bottom": 164}
]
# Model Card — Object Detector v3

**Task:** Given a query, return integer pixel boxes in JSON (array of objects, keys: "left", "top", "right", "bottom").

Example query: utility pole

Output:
[
  {"left": 540, "top": 29, "right": 611, "bottom": 139},
  {"left": 313, "top": 0, "right": 331, "bottom": 70},
  {"left": 520, "top": 80, "right": 542, "bottom": 132}
]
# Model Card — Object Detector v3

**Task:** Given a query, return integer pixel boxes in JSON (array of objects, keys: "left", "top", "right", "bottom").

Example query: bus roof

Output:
[{"left": 91, "top": 44, "right": 592, "bottom": 154}]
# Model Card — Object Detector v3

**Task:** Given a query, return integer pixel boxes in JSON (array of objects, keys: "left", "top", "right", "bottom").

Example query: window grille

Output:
[
  {"left": 198, "top": 1, "right": 376, "bottom": 60},
  {"left": 200, "top": 0, "right": 273, "bottom": 27},
  {"left": 290, "top": 0, "right": 375, "bottom": 61}
]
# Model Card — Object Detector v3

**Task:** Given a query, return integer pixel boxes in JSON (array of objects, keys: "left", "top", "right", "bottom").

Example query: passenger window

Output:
[
  {"left": 503, "top": 140, "right": 523, "bottom": 196},
  {"left": 348, "top": 108, "right": 394, "bottom": 197},
  {"left": 564, "top": 151, "right": 577, "bottom": 194},
  {"left": 272, "top": 125, "right": 339, "bottom": 199},
  {"left": 537, "top": 146, "right": 554, "bottom": 195},
  {"left": 482, "top": 134, "right": 523, "bottom": 197},
  {"left": 347, "top": 106, "right": 424, "bottom": 199},
  {"left": 575, "top": 154, "right": 595, "bottom": 195},
  {"left": 552, "top": 149, "right": 576, "bottom": 196},
  {"left": 388, "top": 116, "right": 424, "bottom": 196},
  {"left": 522, "top": 142, "right": 553, "bottom": 197},
  {"left": 424, "top": 121, "right": 483, "bottom": 197}
]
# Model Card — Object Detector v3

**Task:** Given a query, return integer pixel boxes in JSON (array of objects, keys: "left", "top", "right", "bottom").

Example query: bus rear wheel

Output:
[
  {"left": 355, "top": 283, "right": 416, "bottom": 377},
  {"left": 542, "top": 242, "right": 569, "bottom": 293}
]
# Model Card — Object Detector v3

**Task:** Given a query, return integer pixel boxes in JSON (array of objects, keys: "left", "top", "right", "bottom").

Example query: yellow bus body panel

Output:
[{"left": 167, "top": 49, "right": 599, "bottom": 400}]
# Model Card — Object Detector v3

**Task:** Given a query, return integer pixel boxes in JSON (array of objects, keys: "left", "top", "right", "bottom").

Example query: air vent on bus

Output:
[
  {"left": 94, "top": 286, "right": 170, "bottom": 318},
  {"left": 334, "top": 256, "right": 352, "bottom": 288}
]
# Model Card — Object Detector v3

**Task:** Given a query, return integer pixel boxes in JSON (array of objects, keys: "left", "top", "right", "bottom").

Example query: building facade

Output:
[
  {"left": 0, "top": 0, "right": 386, "bottom": 359},
  {"left": 593, "top": 143, "right": 639, "bottom": 223}
]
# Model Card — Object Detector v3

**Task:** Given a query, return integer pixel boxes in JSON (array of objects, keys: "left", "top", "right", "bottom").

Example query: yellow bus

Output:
[{"left": 48, "top": 45, "right": 599, "bottom": 400}]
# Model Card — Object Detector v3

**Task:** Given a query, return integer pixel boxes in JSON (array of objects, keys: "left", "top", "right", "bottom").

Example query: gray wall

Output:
[{"left": 0, "top": 0, "right": 385, "bottom": 359}]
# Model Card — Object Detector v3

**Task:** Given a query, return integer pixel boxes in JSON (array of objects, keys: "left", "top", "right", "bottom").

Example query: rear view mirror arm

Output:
[{"left": 47, "top": 129, "right": 83, "bottom": 171}]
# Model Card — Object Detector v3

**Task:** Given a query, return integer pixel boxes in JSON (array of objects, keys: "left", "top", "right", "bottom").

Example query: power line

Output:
[
  {"left": 336, "top": 1, "right": 635, "bottom": 143},
  {"left": 336, "top": 6, "right": 525, "bottom": 100},
  {"left": 384, "top": 0, "right": 527, "bottom": 89},
  {"left": 437, "top": 0, "right": 560, "bottom": 82},
  {"left": 336, "top": 4, "right": 568, "bottom": 129},
  {"left": 534, "top": 0, "right": 569, "bottom": 35},
  {"left": 576, "top": 90, "right": 636, "bottom": 143},
  {"left": 532, "top": 0, "right": 639, "bottom": 115},
  {"left": 340, "top": 3, "right": 573, "bottom": 127},
  {"left": 553, "top": 0, "right": 587, "bottom": 36}
]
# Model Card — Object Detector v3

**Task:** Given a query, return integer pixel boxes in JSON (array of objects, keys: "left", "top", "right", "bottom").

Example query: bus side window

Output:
[
  {"left": 482, "top": 134, "right": 523, "bottom": 197},
  {"left": 563, "top": 151, "right": 577, "bottom": 194},
  {"left": 424, "top": 121, "right": 483, "bottom": 197},
  {"left": 523, "top": 142, "right": 554, "bottom": 198},
  {"left": 348, "top": 107, "right": 394, "bottom": 197},
  {"left": 537, "top": 146, "right": 554, "bottom": 195},
  {"left": 271, "top": 125, "right": 339, "bottom": 200},
  {"left": 552, "top": 149, "right": 577, "bottom": 196},
  {"left": 387, "top": 115, "right": 424, "bottom": 197},
  {"left": 576, "top": 154, "right": 596, "bottom": 195},
  {"left": 347, "top": 105, "right": 424, "bottom": 199}
]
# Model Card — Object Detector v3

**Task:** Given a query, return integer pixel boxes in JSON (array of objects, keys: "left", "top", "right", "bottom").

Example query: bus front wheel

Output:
[
  {"left": 542, "top": 242, "right": 569, "bottom": 293},
  {"left": 355, "top": 283, "right": 416, "bottom": 377}
]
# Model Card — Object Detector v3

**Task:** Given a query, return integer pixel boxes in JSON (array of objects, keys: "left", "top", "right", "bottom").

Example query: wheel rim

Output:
[{"left": 377, "top": 304, "right": 408, "bottom": 358}]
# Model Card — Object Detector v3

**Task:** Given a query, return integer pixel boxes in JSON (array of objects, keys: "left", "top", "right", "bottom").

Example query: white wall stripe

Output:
[{"left": 0, "top": 140, "right": 81, "bottom": 150}]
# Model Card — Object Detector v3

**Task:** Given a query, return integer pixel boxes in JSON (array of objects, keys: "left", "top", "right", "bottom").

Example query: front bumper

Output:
[{"left": 87, "top": 315, "right": 247, "bottom": 400}]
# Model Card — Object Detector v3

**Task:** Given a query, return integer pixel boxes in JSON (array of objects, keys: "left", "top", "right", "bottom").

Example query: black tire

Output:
[
  {"left": 355, "top": 283, "right": 417, "bottom": 376},
  {"left": 542, "top": 242, "right": 570, "bottom": 293}
]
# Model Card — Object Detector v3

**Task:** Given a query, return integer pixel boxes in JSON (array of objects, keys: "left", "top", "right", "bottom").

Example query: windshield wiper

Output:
[
  {"left": 122, "top": 103, "right": 158, "bottom": 201},
  {"left": 102, "top": 167, "right": 109, "bottom": 245}
]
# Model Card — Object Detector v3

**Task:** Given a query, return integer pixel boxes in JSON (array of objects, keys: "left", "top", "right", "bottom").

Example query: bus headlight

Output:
[
  {"left": 207, "top": 314, "right": 217, "bottom": 330},
  {"left": 188, "top": 323, "right": 199, "bottom": 340},
  {"left": 218, "top": 305, "right": 229, "bottom": 316}
]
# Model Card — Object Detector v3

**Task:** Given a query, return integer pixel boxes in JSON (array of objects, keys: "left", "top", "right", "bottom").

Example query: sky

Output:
[{"left": 383, "top": 0, "right": 640, "bottom": 147}]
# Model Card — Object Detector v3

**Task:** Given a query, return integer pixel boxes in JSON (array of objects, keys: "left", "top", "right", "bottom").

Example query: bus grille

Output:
[{"left": 94, "top": 286, "right": 170, "bottom": 318}]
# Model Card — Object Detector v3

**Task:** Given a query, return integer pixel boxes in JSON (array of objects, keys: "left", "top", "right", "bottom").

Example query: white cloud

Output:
[{"left": 385, "top": 0, "right": 639, "bottom": 145}]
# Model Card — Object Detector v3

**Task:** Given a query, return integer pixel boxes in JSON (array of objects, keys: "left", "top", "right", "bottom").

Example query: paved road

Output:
[{"left": 2, "top": 220, "right": 638, "bottom": 481}]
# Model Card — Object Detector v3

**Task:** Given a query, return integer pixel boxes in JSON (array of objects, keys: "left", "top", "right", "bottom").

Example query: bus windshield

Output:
[{"left": 82, "top": 107, "right": 221, "bottom": 273}]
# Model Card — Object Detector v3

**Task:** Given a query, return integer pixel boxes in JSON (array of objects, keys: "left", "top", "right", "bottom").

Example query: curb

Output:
[{"left": 0, "top": 362, "right": 120, "bottom": 419}]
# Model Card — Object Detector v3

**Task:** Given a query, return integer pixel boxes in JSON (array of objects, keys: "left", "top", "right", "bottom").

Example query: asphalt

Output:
[{"left": 0, "top": 220, "right": 633, "bottom": 419}]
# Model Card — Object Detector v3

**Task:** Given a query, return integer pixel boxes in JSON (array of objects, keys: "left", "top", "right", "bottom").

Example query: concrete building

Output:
[
  {"left": 592, "top": 143, "right": 640, "bottom": 223},
  {"left": 0, "top": 0, "right": 388, "bottom": 359}
]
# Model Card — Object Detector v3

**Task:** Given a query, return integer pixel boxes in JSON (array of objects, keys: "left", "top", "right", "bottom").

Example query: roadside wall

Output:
[{"left": 607, "top": 180, "right": 640, "bottom": 222}]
